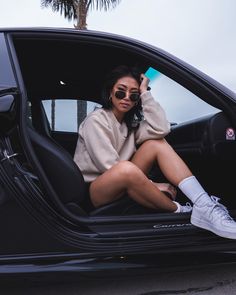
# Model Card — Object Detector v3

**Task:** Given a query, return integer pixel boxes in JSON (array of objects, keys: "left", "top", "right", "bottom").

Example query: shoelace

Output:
[
  {"left": 185, "top": 202, "right": 192, "bottom": 210},
  {"left": 210, "top": 196, "right": 234, "bottom": 222}
]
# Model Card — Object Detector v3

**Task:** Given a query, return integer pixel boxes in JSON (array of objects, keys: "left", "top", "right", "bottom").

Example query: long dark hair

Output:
[{"left": 102, "top": 65, "right": 143, "bottom": 134}]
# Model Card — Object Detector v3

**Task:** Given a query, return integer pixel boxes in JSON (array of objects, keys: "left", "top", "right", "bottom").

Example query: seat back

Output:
[
  {"left": 28, "top": 127, "right": 87, "bottom": 205},
  {"left": 31, "top": 100, "right": 52, "bottom": 138}
]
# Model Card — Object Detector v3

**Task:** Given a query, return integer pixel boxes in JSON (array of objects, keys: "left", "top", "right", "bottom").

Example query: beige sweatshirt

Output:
[{"left": 73, "top": 91, "right": 170, "bottom": 182}]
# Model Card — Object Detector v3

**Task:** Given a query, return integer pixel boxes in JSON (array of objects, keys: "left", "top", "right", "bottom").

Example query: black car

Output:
[{"left": 1, "top": 27, "right": 236, "bottom": 278}]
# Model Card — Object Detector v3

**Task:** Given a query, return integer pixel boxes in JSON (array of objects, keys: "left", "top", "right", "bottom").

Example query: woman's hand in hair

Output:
[{"left": 140, "top": 73, "right": 150, "bottom": 94}]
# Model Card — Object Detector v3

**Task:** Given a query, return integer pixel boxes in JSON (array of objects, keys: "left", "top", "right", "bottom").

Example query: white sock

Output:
[
  {"left": 173, "top": 201, "right": 181, "bottom": 213},
  {"left": 178, "top": 176, "right": 211, "bottom": 206}
]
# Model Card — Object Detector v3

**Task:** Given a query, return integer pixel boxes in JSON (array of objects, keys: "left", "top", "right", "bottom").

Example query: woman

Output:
[{"left": 74, "top": 65, "right": 236, "bottom": 239}]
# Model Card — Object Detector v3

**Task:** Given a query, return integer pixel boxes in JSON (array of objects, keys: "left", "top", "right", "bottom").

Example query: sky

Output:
[{"left": 0, "top": 0, "right": 236, "bottom": 93}]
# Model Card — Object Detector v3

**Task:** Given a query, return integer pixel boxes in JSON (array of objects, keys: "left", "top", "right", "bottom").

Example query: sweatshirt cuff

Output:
[{"left": 140, "top": 91, "right": 154, "bottom": 102}]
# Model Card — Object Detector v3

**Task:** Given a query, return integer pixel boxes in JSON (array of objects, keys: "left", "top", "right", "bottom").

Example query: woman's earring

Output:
[{"left": 109, "top": 96, "right": 113, "bottom": 106}]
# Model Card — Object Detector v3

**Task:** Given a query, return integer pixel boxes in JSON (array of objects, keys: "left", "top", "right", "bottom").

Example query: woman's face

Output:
[{"left": 110, "top": 76, "right": 140, "bottom": 121}]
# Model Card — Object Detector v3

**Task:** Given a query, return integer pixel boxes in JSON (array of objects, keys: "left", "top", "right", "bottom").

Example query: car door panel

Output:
[{"left": 165, "top": 112, "right": 236, "bottom": 205}]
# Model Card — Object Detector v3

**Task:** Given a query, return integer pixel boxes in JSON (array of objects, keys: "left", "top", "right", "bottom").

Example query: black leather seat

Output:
[
  {"left": 28, "top": 126, "right": 146, "bottom": 216},
  {"left": 31, "top": 100, "right": 52, "bottom": 138}
]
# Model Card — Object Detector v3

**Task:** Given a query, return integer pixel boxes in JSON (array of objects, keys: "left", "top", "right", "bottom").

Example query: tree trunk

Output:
[
  {"left": 51, "top": 99, "right": 55, "bottom": 131},
  {"left": 74, "top": 1, "right": 88, "bottom": 129},
  {"left": 74, "top": 0, "right": 88, "bottom": 30},
  {"left": 77, "top": 100, "right": 87, "bottom": 129}
]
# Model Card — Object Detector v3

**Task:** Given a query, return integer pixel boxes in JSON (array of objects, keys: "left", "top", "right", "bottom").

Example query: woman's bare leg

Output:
[
  {"left": 131, "top": 139, "right": 193, "bottom": 186},
  {"left": 90, "top": 161, "right": 177, "bottom": 211}
]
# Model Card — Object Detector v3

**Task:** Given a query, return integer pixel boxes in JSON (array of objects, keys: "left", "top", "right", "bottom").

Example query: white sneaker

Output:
[
  {"left": 191, "top": 196, "right": 236, "bottom": 239},
  {"left": 173, "top": 201, "right": 192, "bottom": 213}
]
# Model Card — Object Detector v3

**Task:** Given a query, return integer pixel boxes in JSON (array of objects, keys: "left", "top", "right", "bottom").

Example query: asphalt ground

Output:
[{"left": 1, "top": 261, "right": 236, "bottom": 294}]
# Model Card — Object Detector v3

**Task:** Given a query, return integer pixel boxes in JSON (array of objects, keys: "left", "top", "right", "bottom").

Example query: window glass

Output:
[
  {"left": 42, "top": 68, "right": 220, "bottom": 132},
  {"left": 145, "top": 67, "right": 220, "bottom": 124},
  {"left": 42, "top": 99, "right": 101, "bottom": 132},
  {"left": 0, "top": 34, "right": 17, "bottom": 87}
]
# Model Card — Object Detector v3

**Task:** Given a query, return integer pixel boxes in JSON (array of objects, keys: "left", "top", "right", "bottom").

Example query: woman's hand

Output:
[
  {"left": 140, "top": 73, "right": 150, "bottom": 94},
  {"left": 153, "top": 182, "right": 177, "bottom": 200}
]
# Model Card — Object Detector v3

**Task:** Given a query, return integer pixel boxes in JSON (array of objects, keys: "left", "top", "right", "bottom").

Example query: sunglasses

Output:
[{"left": 114, "top": 90, "right": 140, "bottom": 102}]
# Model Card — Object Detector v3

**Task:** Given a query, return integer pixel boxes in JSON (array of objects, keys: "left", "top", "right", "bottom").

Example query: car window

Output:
[
  {"left": 0, "top": 34, "right": 17, "bottom": 87},
  {"left": 42, "top": 99, "right": 101, "bottom": 132},
  {"left": 145, "top": 67, "right": 220, "bottom": 124},
  {"left": 42, "top": 68, "right": 220, "bottom": 131}
]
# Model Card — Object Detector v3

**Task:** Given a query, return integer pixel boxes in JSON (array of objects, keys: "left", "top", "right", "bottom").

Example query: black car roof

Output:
[{"left": 0, "top": 27, "right": 236, "bottom": 100}]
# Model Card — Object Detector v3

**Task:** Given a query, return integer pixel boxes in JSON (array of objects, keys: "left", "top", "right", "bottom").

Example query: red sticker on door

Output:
[{"left": 226, "top": 127, "right": 235, "bottom": 140}]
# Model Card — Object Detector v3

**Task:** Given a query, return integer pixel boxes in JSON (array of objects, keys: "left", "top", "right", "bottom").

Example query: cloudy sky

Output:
[{"left": 0, "top": 0, "right": 236, "bottom": 92}]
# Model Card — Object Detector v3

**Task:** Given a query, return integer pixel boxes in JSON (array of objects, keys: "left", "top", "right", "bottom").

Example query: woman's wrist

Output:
[{"left": 140, "top": 90, "right": 150, "bottom": 97}]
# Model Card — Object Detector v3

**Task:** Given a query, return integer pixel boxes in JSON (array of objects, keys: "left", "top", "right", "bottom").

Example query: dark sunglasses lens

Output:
[
  {"left": 130, "top": 93, "right": 140, "bottom": 102},
  {"left": 115, "top": 91, "right": 126, "bottom": 99}
]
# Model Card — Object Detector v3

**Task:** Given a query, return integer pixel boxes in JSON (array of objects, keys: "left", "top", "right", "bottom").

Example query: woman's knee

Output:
[
  {"left": 115, "top": 161, "right": 143, "bottom": 182},
  {"left": 141, "top": 138, "right": 167, "bottom": 150}
]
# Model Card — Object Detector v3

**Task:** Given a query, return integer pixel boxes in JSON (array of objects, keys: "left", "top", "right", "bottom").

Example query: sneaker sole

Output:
[{"left": 191, "top": 215, "right": 236, "bottom": 240}]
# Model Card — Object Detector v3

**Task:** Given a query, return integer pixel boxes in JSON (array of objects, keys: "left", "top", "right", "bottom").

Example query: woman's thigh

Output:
[
  {"left": 89, "top": 161, "right": 136, "bottom": 208},
  {"left": 131, "top": 139, "right": 165, "bottom": 174}
]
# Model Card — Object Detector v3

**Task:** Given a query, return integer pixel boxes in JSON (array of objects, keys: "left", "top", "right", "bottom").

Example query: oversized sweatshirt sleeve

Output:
[
  {"left": 135, "top": 91, "right": 171, "bottom": 145},
  {"left": 80, "top": 113, "right": 119, "bottom": 173}
]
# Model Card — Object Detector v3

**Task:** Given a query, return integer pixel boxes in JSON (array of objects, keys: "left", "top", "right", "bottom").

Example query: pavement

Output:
[{"left": 1, "top": 262, "right": 236, "bottom": 294}]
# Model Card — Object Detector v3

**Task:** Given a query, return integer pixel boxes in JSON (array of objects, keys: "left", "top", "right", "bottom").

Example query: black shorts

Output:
[{"left": 82, "top": 182, "right": 96, "bottom": 212}]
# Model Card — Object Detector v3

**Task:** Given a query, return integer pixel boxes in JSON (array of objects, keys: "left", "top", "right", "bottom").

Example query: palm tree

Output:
[
  {"left": 42, "top": 0, "right": 121, "bottom": 29},
  {"left": 41, "top": 0, "right": 121, "bottom": 129}
]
